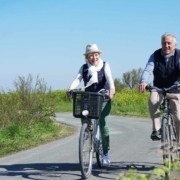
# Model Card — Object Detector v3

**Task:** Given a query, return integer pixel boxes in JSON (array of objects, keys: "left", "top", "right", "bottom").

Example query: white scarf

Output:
[{"left": 85, "top": 58, "right": 104, "bottom": 88}]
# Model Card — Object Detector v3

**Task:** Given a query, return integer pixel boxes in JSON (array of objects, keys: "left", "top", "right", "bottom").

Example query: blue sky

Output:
[{"left": 0, "top": 0, "right": 180, "bottom": 90}]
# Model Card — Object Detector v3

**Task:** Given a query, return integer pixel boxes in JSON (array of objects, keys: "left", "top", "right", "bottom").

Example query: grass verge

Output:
[{"left": 0, "top": 120, "right": 76, "bottom": 157}]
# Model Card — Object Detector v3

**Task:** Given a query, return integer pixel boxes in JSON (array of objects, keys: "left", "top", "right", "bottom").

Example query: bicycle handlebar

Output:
[
  {"left": 146, "top": 83, "right": 180, "bottom": 94},
  {"left": 97, "top": 89, "right": 110, "bottom": 101}
]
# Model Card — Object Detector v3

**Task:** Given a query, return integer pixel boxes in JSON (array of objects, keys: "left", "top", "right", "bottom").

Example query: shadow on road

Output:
[
  {"left": 92, "top": 161, "right": 163, "bottom": 179},
  {"left": 0, "top": 163, "right": 81, "bottom": 180},
  {"left": 0, "top": 161, "right": 163, "bottom": 180},
  {"left": 115, "top": 161, "right": 162, "bottom": 172}
]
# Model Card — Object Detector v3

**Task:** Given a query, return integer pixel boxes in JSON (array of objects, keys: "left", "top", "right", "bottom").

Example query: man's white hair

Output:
[{"left": 161, "top": 33, "right": 177, "bottom": 45}]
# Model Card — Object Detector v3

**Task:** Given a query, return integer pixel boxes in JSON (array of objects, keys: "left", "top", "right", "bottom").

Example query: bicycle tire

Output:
[
  {"left": 79, "top": 123, "right": 93, "bottom": 179},
  {"left": 169, "top": 116, "right": 179, "bottom": 162},
  {"left": 161, "top": 116, "right": 171, "bottom": 169},
  {"left": 95, "top": 126, "right": 103, "bottom": 168}
]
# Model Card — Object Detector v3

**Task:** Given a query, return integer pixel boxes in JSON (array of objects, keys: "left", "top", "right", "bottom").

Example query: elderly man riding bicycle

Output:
[{"left": 139, "top": 33, "right": 180, "bottom": 146}]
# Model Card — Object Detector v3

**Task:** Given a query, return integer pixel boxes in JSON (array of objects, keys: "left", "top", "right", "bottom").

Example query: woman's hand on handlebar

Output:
[
  {"left": 66, "top": 89, "right": 72, "bottom": 97},
  {"left": 109, "top": 89, "right": 115, "bottom": 99}
]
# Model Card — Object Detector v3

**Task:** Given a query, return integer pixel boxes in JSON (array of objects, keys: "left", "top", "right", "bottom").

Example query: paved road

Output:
[{"left": 0, "top": 113, "right": 163, "bottom": 180}]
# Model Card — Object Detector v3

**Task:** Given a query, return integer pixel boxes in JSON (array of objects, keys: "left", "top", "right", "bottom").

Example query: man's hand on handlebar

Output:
[{"left": 139, "top": 82, "right": 148, "bottom": 93}]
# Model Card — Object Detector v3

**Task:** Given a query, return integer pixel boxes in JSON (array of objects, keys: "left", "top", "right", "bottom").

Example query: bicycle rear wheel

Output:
[
  {"left": 79, "top": 122, "right": 93, "bottom": 179},
  {"left": 161, "top": 117, "right": 171, "bottom": 169}
]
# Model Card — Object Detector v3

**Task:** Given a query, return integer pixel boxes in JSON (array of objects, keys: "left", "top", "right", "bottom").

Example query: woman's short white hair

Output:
[{"left": 161, "top": 33, "right": 177, "bottom": 45}]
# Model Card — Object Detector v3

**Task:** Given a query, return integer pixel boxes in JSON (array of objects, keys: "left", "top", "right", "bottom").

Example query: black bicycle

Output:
[
  {"left": 72, "top": 89, "right": 109, "bottom": 179},
  {"left": 147, "top": 84, "right": 180, "bottom": 169}
]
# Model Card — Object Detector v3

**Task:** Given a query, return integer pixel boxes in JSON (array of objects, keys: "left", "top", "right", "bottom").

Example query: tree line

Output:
[{"left": 114, "top": 68, "right": 143, "bottom": 91}]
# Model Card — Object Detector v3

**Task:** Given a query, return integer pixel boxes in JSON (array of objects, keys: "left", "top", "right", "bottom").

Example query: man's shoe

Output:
[
  {"left": 151, "top": 129, "right": 161, "bottom": 141},
  {"left": 102, "top": 154, "right": 111, "bottom": 166}
]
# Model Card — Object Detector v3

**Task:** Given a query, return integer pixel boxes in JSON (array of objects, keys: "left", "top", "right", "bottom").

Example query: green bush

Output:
[
  {"left": 52, "top": 90, "right": 68, "bottom": 102},
  {"left": 112, "top": 89, "right": 149, "bottom": 117},
  {"left": 0, "top": 74, "right": 56, "bottom": 127},
  {"left": 0, "top": 74, "right": 73, "bottom": 157}
]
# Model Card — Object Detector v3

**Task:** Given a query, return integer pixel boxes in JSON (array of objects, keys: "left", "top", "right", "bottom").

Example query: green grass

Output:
[
  {"left": 0, "top": 120, "right": 76, "bottom": 157},
  {"left": 54, "top": 89, "right": 150, "bottom": 118},
  {"left": 56, "top": 101, "right": 73, "bottom": 112},
  {"left": 0, "top": 75, "right": 76, "bottom": 157}
]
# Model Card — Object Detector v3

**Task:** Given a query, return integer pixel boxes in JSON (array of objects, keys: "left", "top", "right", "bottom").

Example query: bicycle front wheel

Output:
[
  {"left": 161, "top": 117, "right": 171, "bottom": 169},
  {"left": 79, "top": 123, "right": 93, "bottom": 179},
  {"left": 95, "top": 125, "right": 103, "bottom": 168}
]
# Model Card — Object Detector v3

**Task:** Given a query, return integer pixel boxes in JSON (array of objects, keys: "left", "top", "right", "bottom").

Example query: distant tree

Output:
[
  {"left": 114, "top": 68, "right": 143, "bottom": 91},
  {"left": 122, "top": 68, "right": 142, "bottom": 89},
  {"left": 114, "top": 78, "right": 126, "bottom": 92}
]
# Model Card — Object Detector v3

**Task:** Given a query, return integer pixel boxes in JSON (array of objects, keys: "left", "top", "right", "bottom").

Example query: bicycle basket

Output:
[{"left": 73, "top": 91, "right": 103, "bottom": 119}]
